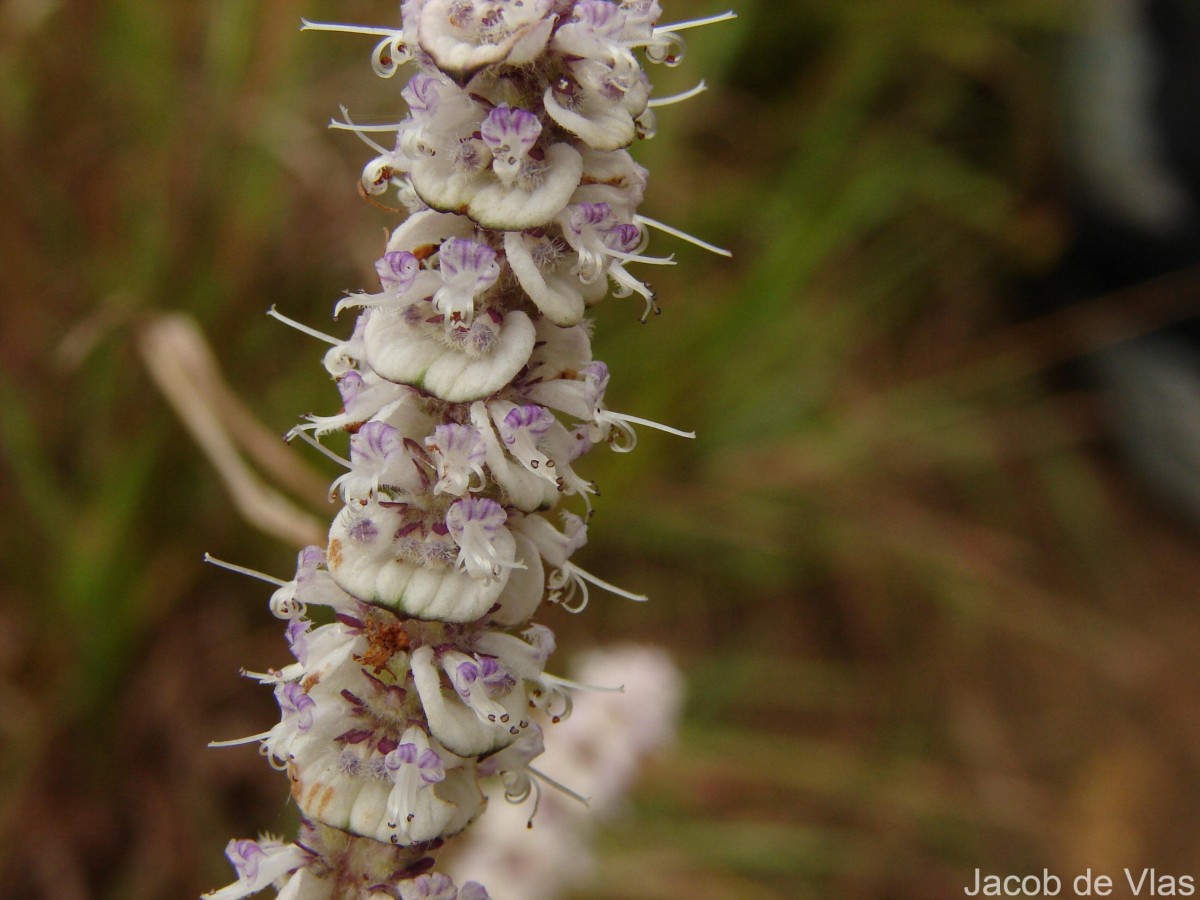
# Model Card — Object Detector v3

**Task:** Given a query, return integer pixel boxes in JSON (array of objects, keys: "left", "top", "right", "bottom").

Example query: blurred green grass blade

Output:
[
  {"left": 56, "top": 422, "right": 168, "bottom": 712},
  {"left": 0, "top": 369, "right": 71, "bottom": 536},
  {"left": 203, "top": 1, "right": 262, "bottom": 103}
]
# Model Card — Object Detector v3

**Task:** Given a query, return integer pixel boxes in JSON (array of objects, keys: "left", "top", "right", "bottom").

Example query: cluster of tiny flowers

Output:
[{"left": 204, "top": 2, "right": 730, "bottom": 898}]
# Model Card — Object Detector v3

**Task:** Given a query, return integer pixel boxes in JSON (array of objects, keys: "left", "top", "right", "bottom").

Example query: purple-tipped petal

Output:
[
  {"left": 433, "top": 238, "right": 500, "bottom": 324},
  {"left": 376, "top": 250, "right": 420, "bottom": 293},
  {"left": 351, "top": 421, "right": 404, "bottom": 466},
  {"left": 445, "top": 497, "right": 509, "bottom": 581},
  {"left": 425, "top": 423, "right": 487, "bottom": 496},
  {"left": 480, "top": 105, "right": 542, "bottom": 185},
  {"left": 402, "top": 73, "right": 443, "bottom": 115}
]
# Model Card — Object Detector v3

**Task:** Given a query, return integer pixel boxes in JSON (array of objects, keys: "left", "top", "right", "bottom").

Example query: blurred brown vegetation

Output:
[{"left": 3, "top": 0, "right": 1200, "bottom": 898}]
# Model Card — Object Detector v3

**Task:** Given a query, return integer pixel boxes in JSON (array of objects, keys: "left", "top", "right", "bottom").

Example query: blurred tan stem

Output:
[{"left": 139, "top": 313, "right": 327, "bottom": 548}]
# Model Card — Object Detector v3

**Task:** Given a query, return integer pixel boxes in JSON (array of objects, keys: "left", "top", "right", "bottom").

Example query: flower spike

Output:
[{"left": 206, "top": 2, "right": 734, "bottom": 897}]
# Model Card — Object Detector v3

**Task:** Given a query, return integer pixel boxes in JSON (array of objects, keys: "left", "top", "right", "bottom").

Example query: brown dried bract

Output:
[
  {"left": 356, "top": 616, "right": 411, "bottom": 671},
  {"left": 412, "top": 243, "right": 439, "bottom": 262}
]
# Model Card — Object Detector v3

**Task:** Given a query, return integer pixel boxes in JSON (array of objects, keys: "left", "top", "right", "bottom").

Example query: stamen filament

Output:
[
  {"left": 528, "top": 766, "right": 590, "bottom": 806},
  {"left": 564, "top": 560, "right": 648, "bottom": 602},
  {"left": 523, "top": 778, "right": 541, "bottom": 827},
  {"left": 208, "top": 731, "right": 272, "bottom": 748},
  {"left": 636, "top": 215, "right": 732, "bottom": 257},
  {"left": 329, "top": 119, "right": 406, "bottom": 133},
  {"left": 287, "top": 429, "right": 352, "bottom": 469},
  {"left": 331, "top": 106, "right": 390, "bottom": 155},
  {"left": 609, "top": 411, "right": 696, "bottom": 440},
  {"left": 267, "top": 306, "right": 342, "bottom": 345},
  {"left": 541, "top": 672, "right": 625, "bottom": 693},
  {"left": 607, "top": 248, "right": 676, "bottom": 266},
  {"left": 300, "top": 19, "right": 399, "bottom": 37},
  {"left": 648, "top": 81, "right": 708, "bottom": 107},
  {"left": 654, "top": 11, "right": 737, "bottom": 34},
  {"left": 203, "top": 552, "right": 287, "bottom": 586}
]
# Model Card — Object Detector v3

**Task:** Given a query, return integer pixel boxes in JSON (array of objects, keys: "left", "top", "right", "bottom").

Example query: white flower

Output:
[
  {"left": 462, "top": 142, "right": 583, "bottom": 230},
  {"left": 445, "top": 496, "right": 518, "bottom": 580},
  {"left": 261, "top": 546, "right": 358, "bottom": 618},
  {"left": 513, "top": 512, "right": 588, "bottom": 571},
  {"left": 479, "top": 105, "right": 542, "bottom": 186},
  {"left": 410, "top": 644, "right": 533, "bottom": 756},
  {"left": 203, "top": 837, "right": 312, "bottom": 900},
  {"left": 467, "top": 401, "right": 560, "bottom": 513},
  {"left": 384, "top": 725, "right": 448, "bottom": 836},
  {"left": 492, "top": 402, "right": 555, "bottom": 480},
  {"left": 425, "top": 423, "right": 488, "bottom": 496},
  {"left": 331, "top": 421, "right": 422, "bottom": 503},
  {"left": 432, "top": 238, "right": 501, "bottom": 324},
  {"left": 299, "top": 372, "right": 417, "bottom": 437}
]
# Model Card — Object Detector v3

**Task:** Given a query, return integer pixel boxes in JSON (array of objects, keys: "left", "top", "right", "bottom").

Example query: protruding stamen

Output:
[
  {"left": 565, "top": 560, "right": 648, "bottom": 603},
  {"left": 266, "top": 306, "right": 342, "bottom": 345},
  {"left": 300, "top": 20, "right": 413, "bottom": 78},
  {"left": 541, "top": 672, "right": 626, "bottom": 693},
  {"left": 605, "top": 247, "right": 676, "bottom": 266},
  {"left": 605, "top": 410, "right": 696, "bottom": 441},
  {"left": 203, "top": 553, "right": 287, "bottom": 587},
  {"left": 329, "top": 106, "right": 391, "bottom": 154},
  {"left": 654, "top": 11, "right": 738, "bottom": 34},
  {"left": 300, "top": 19, "right": 398, "bottom": 36},
  {"left": 648, "top": 80, "right": 708, "bottom": 108},
  {"left": 208, "top": 731, "right": 273, "bottom": 748},
  {"left": 328, "top": 119, "right": 405, "bottom": 134},
  {"left": 528, "top": 765, "right": 590, "bottom": 806},
  {"left": 286, "top": 428, "right": 352, "bottom": 469},
  {"left": 241, "top": 668, "right": 291, "bottom": 685},
  {"left": 636, "top": 215, "right": 732, "bottom": 257},
  {"left": 548, "top": 560, "right": 647, "bottom": 613}
]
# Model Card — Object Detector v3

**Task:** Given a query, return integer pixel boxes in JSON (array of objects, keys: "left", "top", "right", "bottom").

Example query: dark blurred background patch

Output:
[{"left": 4, "top": 1, "right": 1200, "bottom": 898}]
